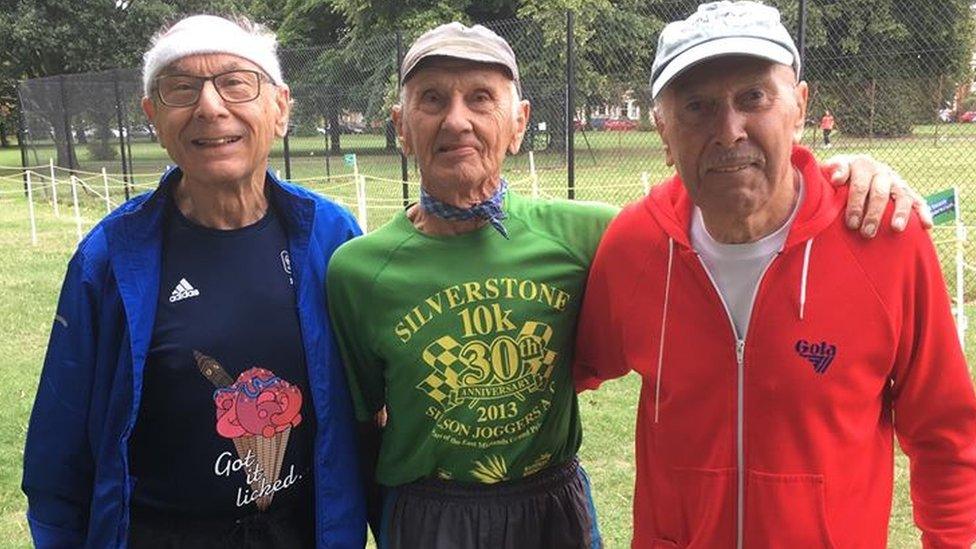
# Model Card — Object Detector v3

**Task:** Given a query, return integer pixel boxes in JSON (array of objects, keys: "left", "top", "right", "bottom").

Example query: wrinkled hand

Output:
[{"left": 824, "top": 154, "right": 933, "bottom": 237}]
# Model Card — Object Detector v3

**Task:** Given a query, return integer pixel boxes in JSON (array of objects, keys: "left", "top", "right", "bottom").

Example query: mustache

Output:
[{"left": 704, "top": 150, "right": 764, "bottom": 170}]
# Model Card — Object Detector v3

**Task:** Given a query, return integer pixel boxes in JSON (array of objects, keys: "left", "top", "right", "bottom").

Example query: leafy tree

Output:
[
  {"left": 314, "top": 0, "right": 662, "bottom": 152},
  {"left": 0, "top": 75, "right": 17, "bottom": 148},
  {"left": 780, "top": 0, "right": 974, "bottom": 136},
  {"left": 275, "top": 0, "right": 346, "bottom": 46},
  {"left": 0, "top": 0, "right": 253, "bottom": 165}
]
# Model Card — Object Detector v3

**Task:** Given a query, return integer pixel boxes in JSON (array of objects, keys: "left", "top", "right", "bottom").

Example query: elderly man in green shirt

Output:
[{"left": 326, "top": 21, "right": 926, "bottom": 549}]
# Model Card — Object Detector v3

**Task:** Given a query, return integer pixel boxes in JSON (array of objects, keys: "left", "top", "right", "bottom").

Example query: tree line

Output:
[{"left": 0, "top": 0, "right": 971, "bottom": 156}]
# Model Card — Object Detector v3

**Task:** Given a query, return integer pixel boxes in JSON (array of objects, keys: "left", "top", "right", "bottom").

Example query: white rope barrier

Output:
[
  {"left": 0, "top": 162, "right": 52, "bottom": 170},
  {"left": 368, "top": 204, "right": 410, "bottom": 211},
  {"left": 4, "top": 165, "right": 973, "bottom": 285},
  {"left": 75, "top": 176, "right": 107, "bottom": 199},
  {"left": 48, "top": 164, "right": 165, "bottom": 178},
  {"left": 306, "top": 180, "right": 359, "bottom": 190},
  {"left": 360, "top": 174, "right": 422, "bottom": 185},
  {"left": 289, "top": 173, "right": 358, "bottom": 183},
  {"left": 0, "top": 174, "right": 27, "bottom": 184}
]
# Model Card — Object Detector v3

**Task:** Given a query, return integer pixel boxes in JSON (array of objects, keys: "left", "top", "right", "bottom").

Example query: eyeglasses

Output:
[{"left": 154, "top": 69, "right": 273, "bottom": 107}]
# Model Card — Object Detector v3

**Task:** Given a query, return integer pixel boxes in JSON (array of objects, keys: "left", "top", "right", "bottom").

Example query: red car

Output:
[{"left": 604, "top": 118, "right": 638, "bottom": 131}]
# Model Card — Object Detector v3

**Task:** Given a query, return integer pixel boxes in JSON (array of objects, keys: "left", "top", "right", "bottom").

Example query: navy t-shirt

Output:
[{"left": 129, "top": 196, "right": 314, "bottom": 519}]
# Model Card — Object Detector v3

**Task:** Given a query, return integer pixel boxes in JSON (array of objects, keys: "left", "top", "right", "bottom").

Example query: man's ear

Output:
[
  {"left": 392, "top": 104, "right": 411, "bottom": 155},
  {"left": 653, "top": 107, "right": 674, "bottom": 167},
  {"left": 141, "top": 96, "right": 162, "bottom": 145},
  {"left": 507, "top": 100, "right": 531, "bottom": 154},
  {"left": 793, "top": 80, "right": 809, "bottom": 143},
  {"left": 274, "top": 84, "right": 292, "bottom": 138}
]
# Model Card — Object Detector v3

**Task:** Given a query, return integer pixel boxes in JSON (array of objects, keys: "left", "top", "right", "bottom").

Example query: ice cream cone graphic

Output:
[{"left": 195, "top": 351, "right": 303, "bottom": 511}]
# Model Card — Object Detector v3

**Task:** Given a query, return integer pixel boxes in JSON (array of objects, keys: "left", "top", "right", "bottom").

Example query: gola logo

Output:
[
  {"left": 795, "top": 339, "right": 836, "bottom": 375},
  {"left": 169, "top": 278, "right": 200, "bottom": 303}
]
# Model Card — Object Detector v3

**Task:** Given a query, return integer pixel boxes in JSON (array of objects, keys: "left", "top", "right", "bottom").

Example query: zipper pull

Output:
[{"left": 736, "top": 339, "right": 745, "bottom": 367}]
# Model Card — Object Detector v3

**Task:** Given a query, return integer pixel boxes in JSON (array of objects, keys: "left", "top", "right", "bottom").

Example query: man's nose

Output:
[
  {"left": 441, "top": 93, "right": 474, "bottom": 133},
  {"left": 194, "top": 81, "right": 230, "bottom": 120},
  {"left": 712, "top": 104, "right": 747, "bottom": 148}
]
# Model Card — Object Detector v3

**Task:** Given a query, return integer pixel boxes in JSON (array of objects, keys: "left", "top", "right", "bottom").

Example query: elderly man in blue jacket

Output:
[{"left": 22, "top": 14, "right": 365, "bottom": 548}]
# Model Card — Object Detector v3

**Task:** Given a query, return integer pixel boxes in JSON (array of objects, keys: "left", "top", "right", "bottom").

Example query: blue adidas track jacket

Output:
[{"left": 22, "top": 168, "right": 366, "bottom": 548}]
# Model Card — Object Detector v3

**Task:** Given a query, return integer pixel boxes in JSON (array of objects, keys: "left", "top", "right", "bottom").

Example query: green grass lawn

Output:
[{"left": 2, "top": 125, "right": 976, "bottom": 547}]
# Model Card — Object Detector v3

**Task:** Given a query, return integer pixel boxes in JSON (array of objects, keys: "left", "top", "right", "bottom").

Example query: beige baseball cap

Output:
[{"left": 401, "top": 22, "right": 520, "bottom": 90}]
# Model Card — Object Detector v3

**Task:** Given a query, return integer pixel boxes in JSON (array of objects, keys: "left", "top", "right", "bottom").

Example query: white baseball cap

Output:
[{"left": 651, "top": 1, "right": 800, "bottom": 98}]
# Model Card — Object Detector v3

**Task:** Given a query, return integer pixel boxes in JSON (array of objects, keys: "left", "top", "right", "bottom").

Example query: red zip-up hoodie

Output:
[{"left": 575, "top": 147, "right": 976, "bottom": 548}]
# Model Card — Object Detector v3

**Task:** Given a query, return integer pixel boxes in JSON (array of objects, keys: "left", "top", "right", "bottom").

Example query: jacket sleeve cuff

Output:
[{"left": 27, "top": 509, "right": 86, "bottom": 549}]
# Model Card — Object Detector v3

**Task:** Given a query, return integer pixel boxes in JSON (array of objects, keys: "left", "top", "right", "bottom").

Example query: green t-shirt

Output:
[{"left": 327, "top": 191, "right": 617, "bottom": 486}]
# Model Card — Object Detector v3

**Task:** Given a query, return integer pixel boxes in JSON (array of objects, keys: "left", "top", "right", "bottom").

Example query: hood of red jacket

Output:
[{"left": 646, "top": 145, "right": 845, "bottom": 249}]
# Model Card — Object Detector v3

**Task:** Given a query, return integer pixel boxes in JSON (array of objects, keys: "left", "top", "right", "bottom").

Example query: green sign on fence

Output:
[
  {"left": 926, "top": 188, "right": 957, "bottom": 226},
  {"left": 343, "top": 153, "right": 357, "bottom": 167}
]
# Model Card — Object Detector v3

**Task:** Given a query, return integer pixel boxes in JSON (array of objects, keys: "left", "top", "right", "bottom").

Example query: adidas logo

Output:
[
  {"left": 795, "top": 339, "right": 837, "bottom": 374},
  {"left": 169, "top": 278, "right": 200, "bottom": 303}
]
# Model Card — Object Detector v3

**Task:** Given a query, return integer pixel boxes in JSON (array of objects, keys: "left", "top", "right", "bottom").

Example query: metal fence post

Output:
[
  {"left": 59, "top": 75, "right": 77, "bottom": 171},
  {"left": 18, "top": 94, "right": 29, "bottom": 196},
  {"left": 397, "top": 29, "right": 409, "bottom": 207},
  {"left": 124, "top": 104, "right": 134, "bottom": 197},
  {"left": 934, "top": 75, "right": 944, "bottom": 146},
  {"left": 323, "top": 113, "right": 331, "bottom": 179},
  {"left": 797, "top": 0, "right": 807, "bottom": 75},
  {"left": 283, "top": 129, "right": 292, "bottom": 180},
  {"left": 566, "top": 11, "right": 576, "bottom": 200},
  {"left": 113, "top": 69, "right": 131, "bottom": 200}
]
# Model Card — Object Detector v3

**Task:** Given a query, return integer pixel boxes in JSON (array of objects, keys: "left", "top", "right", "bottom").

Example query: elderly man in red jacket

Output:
[{"left": 575, "top": 2, "right": 976, "bottom": 548}]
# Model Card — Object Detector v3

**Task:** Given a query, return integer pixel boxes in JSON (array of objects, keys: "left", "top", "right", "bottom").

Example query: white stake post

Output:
[
  {"left": 529, "top": 151, "right": 540, "bottom": 198},
  {"left": 102, "top": 167, "right": 111, "bottom": 214},
  {"left": 26, "top": 170, "right": 37, "bottom": 246},
  {"left": 353, "top": 155, "right": 368, "bottom": 232},
  {"left": 641, "top": 172, "right": 650, "bottom": 195},
  {"left": 50, "top": 159, "right": 59, "bottom": 216},
  {"left": 70, "top": 175, "right": 83, "bottom": 243},
  {"left": 954, "top": 186, "right": 967, "bottom": 346}
]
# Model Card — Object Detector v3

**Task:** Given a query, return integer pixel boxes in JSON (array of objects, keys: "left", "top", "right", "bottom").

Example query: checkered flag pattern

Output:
[
  {"left": 518, "top": 321, "right": 556, "bottom": 379},
  {"left": 418, "top": 335, "right": 465, "bottom": 404}
]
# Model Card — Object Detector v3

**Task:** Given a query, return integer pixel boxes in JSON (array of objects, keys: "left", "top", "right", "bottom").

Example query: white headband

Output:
[{"left": 142, "top": 14, "right": 284, "bottom": 97}]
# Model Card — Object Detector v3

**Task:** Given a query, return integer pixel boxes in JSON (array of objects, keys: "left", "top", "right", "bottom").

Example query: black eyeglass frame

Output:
[{"left": 153, "top": 69, "right": 276, "bottom": 107}]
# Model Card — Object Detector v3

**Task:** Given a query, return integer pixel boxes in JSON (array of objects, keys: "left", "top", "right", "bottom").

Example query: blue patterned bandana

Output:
[{"left": 420, "top": 181, "right": 509, "bottom": 239}]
